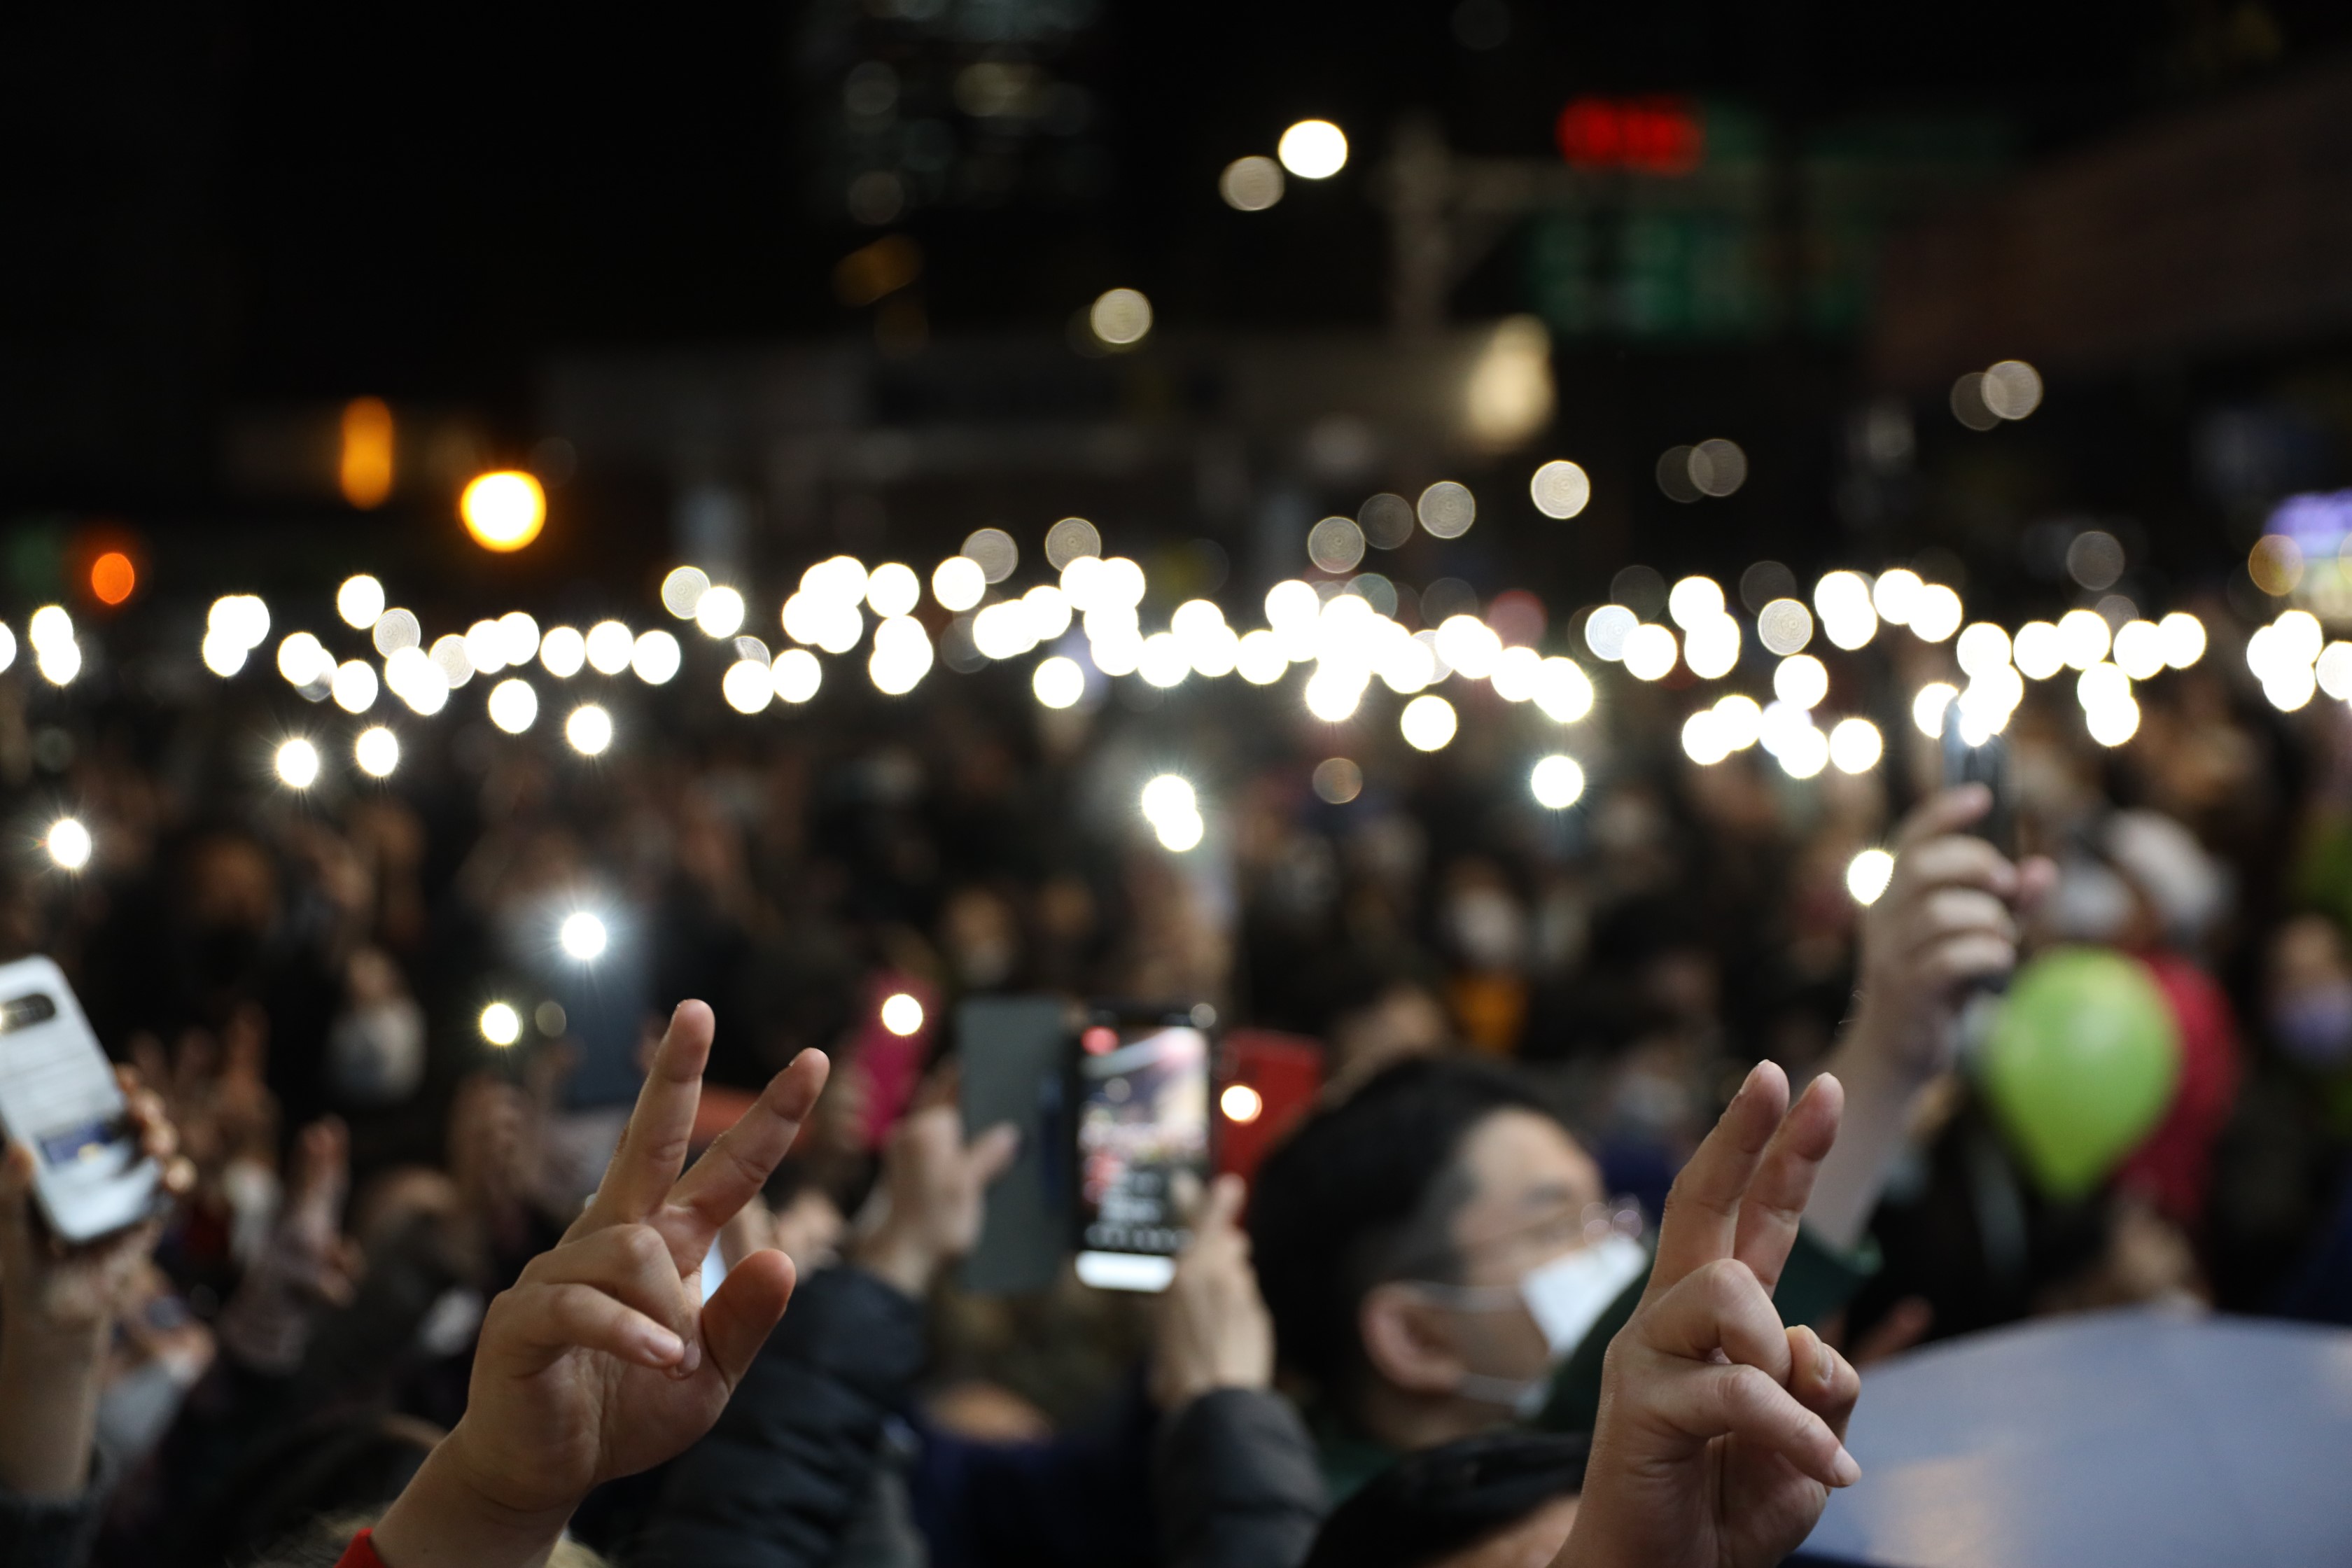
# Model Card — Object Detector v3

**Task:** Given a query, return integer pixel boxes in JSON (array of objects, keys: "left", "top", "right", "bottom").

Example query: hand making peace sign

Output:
[
  {"left": 1558, "top": 1061, "right": 1862, "bottom": 1568},
  {"left": 373, "top": 1002, "right": 830, "bottom": 1568}
]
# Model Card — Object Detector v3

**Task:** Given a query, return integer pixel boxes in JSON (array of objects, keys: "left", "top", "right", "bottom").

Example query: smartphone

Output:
[
  {"left": 1940, "top": 697, "right": 2014, "bottom": 858},
  {"left": 1074, "top": 1011, "right": 1212, "bottom": 1294},
  {"left": 1214, "top": 1029, "right": 1324, "bottom": 1190},
  {"left": 849, "top": 974, "right": 934, "bottom": 1153},
  {"left": 0, "top": 956, "right": 159, "bottom": 1243},
  {"left": 956, "top": 995, "right": 1074, "bottom": 1296}
]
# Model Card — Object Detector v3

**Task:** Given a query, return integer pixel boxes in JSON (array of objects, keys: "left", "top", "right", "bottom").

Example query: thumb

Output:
[
  {"left": 701, "top": 1247, "right": 795, "bottom": 1387},
  {"left": 968, "top": 1123, "right": 1021, "bottom": 1186},
  {"left": 1197, "top": 1172, "right": 1247, "bottom": 1236}
]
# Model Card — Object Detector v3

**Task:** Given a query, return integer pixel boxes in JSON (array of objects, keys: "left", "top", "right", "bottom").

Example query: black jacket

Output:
[
  {"left": 636, "top": 1266, "right": 927, "bottom": 1568},
  {"left": 1153, "top": 1389, "right": 1326, "bottom": 1568},
  {"left": 0, "top": 1449, "right": 111, "bottom": 1568}
]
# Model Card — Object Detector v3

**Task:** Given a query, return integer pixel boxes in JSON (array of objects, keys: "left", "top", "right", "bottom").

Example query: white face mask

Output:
[{"left": 1420, "top": 1231, "right": 1652, "bottom": 1415}]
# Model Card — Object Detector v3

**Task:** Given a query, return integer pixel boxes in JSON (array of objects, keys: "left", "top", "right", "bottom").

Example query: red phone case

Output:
[{"left": 1215, "top": 1029, "right": 1324, "bottom": 1189}]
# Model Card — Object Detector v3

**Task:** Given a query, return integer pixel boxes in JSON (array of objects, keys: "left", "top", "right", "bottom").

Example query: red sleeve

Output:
[{"left": 333, "top": 1528, "right": 387, "bottom": 1568}]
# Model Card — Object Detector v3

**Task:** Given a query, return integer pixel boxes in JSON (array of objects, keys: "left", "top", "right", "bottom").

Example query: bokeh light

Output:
[
  {"left": 1089, "top": 288, "right": 1153, "bottom": 347},
  {"left": 479, "top": 1002, "right": 522, "bottom": 1046},
  {"left": 661, "top": 566, "right": 710, "bottom": 619},
  {"left": 1530, "top": 460, "right": 1592, "bottom": 519},
  {"left": 276, "top": 738, "right": 321, "bottom": 788},
  {"left": 1400, "top": 694, "right": 1457, "bottom": 752},
  {"left": 46, "top": 818, "right": 91, "bottom": 872},
  {"left": 881, "top": 993, "right": 925, "bottom": 1037},
  {"left": 1622, "top": 624, "right": 1677, "bottom": 682},
  {"left": 1530, "top": 754, "right": 1586, "bottom": 809},
  {"left": 1847, "top": 848, "right": 1896, "bottom": 905},
  {"left": 460, "top": 470, "right": 547, "bottom": 552},
  {"left": 354, "top": 727, "right": 399, "bottom": 778},
  {"left": 1219, "top": 155, "right": 1284, "bottom": 210},
  {"left": 90, "top": 552, "right": 135, "bottom": 606},
  {"left": 560, "top": 912, "right": 608, "bottom": 961},
  {"left": 566, "top": 704, "right": 613, "bottom": 755},
  {"left": 1033, "top": 654, "right": 1085, "bottom": 708},
  {"left": 1828, "top": 717, "right": 1883, "bottom": 774},
  {"left": 1277, "top": 119, "right": 1348, "bottom": 178},
  {"left": 337, "top": 575, "right": 386, "bottom": 629}
]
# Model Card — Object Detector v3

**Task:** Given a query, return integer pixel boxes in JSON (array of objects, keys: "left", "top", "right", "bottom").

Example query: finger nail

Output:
[
  {"left": 1830, "top": 1446, "right": 1861, "bottom": 1486},
  {"left": 644, "top": 1327, "right": 685, "bottom": 1365},
  {"left": 1816, "top": 1342, "right": 1835, "bottom": 1386},
  {"left": 679, "top": 1334, "right": 703, "bottom": 1376}
]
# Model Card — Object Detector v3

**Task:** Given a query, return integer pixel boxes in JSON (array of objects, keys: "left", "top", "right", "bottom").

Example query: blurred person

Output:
[
  {"left": 1299, "top": 1432, "right": 1586, "bottom": 1568},
  {"left": 1186, "top": 1064, "right": 1860, "bottom": 1568},
  {"left": 0, "top": 1069, "right": 188, "bottom": 1568},
  {"left": 715, "top": 1159, "right": 847, "bottom": 1279},
  {"left": 638, "top": 1085, "right": 1019, "bottom": 1568},
  {"left": 1152, "top": 1176, "right": 1322, "bottom": 1568},
  {"left": 304, "top": 1001, "right": 831, "bottom": 1568},
  {"left": 2264, "top": 913, "right": 2352, "bottom": 1072},
  {"left": 1250, "top": 787, "right": 2041, "bottom": 1490},
  {"left": 1438, "top": 860, "right": 1532, "bottom": 1058},
  {"left": 939, "top": 885, "right": 1023, "bottom": 992},
  {"left": 1326, "top": 977, "right": 1453, "bottom": 1094},
  {"left": 2101, "top": 811, "right": 2241, "bottom": 1232},
  {"left": 323, "top": 948, "right": 428, "bottom": 1114}
]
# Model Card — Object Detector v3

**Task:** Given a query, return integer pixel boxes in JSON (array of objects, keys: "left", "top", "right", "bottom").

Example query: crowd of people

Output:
[{"left": 3, "top": 581, "right": 2352, "bottom": 1568}]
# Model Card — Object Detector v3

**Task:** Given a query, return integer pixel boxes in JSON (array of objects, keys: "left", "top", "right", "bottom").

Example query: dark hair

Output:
[
  {"left": 204, "top": 1415, "right": 433, "bottom": 1565},
  {"left": 1247, "top": 1056, "right": 1551, "bottom": 1399},
  {"left": 1301, "top": 1429, "right": 1590, "bottom": 1568}
]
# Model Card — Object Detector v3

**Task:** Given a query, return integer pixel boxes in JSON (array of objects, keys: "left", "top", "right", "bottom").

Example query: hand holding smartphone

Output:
[{"left": 0, "top": 958, "right": 160, "bottom": 1243}]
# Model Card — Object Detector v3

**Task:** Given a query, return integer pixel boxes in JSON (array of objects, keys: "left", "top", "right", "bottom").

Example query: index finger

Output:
[
  {"left": 1891, "top": 785, "right": 1991, "bottom": 855},
  {"left": 660, "top": 1049, "right": 832, "bottom": 1253},
  {"left": 1647, "top": 1060, "right": 1789, "bottom": 1299},
  {"left": 1730, "top": 1073, "right": 1842, "bottom": 1294},
  {"left": 578, "top": 1001, "right": 717, "bottom": 1234}
]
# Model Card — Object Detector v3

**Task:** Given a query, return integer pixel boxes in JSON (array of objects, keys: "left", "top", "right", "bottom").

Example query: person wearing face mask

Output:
[
  {"left": 1248, "top": 1058, "right": 1686, "bottom": 1495},
  {"left": 1250, "top": 786, "right": 2047, "bottom": 1494}
]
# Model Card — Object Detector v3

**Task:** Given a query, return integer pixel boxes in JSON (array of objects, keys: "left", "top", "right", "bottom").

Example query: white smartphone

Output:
[{"left": 0, "top": 956, "right": 158, "bottom": 1242}]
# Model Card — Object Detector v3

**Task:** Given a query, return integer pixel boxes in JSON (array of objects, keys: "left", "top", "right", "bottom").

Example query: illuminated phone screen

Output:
[
  {"left": 1074, "top": 1022, "right": 1209, "bottom": 1289},
  {"left": 0, "top": 990, "right": 138, "bottom": 1194}
]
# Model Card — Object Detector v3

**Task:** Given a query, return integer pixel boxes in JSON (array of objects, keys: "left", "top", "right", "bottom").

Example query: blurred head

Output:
[
  {"left": 941, "top": 885, "right": 1021, "bottom": 989},
  {"left": 1301, "top": 1430, "right": 1589, "bottom": 1568},
  {"left": 1329, "top": 979, "right": 1452, "bottom": 1089},
  {"left": 1250, "top": 1060, "right": 1612, "bottom": 1450},
  {"left": 2267, "top": 913, "right": 2352, "bottom": 1069}
]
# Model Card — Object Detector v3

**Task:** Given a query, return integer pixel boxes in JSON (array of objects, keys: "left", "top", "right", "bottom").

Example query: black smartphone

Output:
[
  {"left": 1940, "top": 697, "right": 2014, "bottom": 859},
  {"left": 956, "top": 996, "right": 1075, "bottom": 1296},
  {"left": 1072, "top": 1009, "right": 1212, "bottom": 1294}
]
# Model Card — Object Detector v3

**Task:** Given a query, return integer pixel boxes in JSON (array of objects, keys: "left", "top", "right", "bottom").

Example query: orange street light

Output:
[{"left": 460, "top": 470, "right": 546, "bottom": 552}]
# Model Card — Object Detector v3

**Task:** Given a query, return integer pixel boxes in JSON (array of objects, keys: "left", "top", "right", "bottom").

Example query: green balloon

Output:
[{"left": 1981, "top": 947, "right": 2182, "bottom": 1200}]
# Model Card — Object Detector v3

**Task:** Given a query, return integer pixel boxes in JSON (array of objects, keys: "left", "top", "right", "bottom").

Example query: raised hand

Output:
[
  {"left": 1850, "top": 785, "right": 2056, "bottom": 1079},
  {"left": 853, "top": 1070, "right": 1019, "bottom": 1300},
  {"left": 372, "top": 1002, "right": 829, "bottom": 1568},
  {"left": 1807, "top": 785, "right": 2057, "bottom": 1248},
  {"left": 1149, "top": 1173, "right": 1274, "bottom": 1410},
  {"left": 0, "top": 1067, "right": 188, "bottom": 1498},
  {"left": 1558, "top": 1063, "right": 1861, "bottom": 1568}
]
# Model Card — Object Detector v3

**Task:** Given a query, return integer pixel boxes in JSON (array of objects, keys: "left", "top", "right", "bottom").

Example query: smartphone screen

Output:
[
  {"left": 0, "top": 957, "right": 156, "bottom": 1242},
  {"left": 1074, "top": 1019, "right": 1210, "bottom": 1292}
]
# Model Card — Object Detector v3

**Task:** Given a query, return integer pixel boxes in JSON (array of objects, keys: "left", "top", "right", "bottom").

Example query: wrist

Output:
[
  {"left": 372, "top": 1426, "right": 573, "bottom": 1568},
  {"left": 1829, "top": 1000, "right": 1940, "bottom": 1096},
  {"left": 853, "top": 1226, "right": 941, "bottom": 1301},
  {"left": 0, "top": 1312, "right": 108, "bottom": 1368}
]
